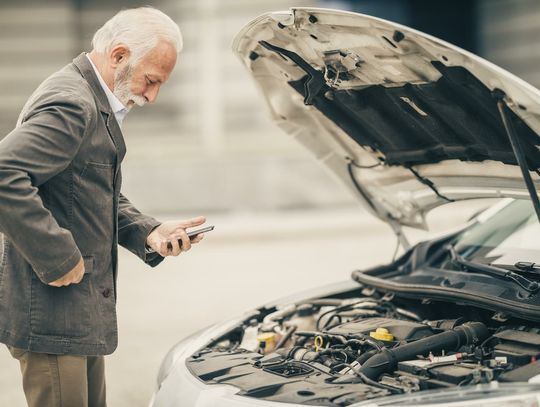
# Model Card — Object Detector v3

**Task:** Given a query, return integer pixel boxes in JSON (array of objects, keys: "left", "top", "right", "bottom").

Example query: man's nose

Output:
[{"left": 144, "top": 85, "right": 160, "bottom": 103}]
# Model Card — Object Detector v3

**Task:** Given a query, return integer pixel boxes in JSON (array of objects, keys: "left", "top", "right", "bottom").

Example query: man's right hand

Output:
[{"left": 48, "top": 257, "right": 85, "bottom": 287}]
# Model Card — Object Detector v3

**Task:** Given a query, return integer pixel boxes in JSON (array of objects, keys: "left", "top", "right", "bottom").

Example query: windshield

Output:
[{"left": 439, "top": 199, "right": 540, "bottom": 269}]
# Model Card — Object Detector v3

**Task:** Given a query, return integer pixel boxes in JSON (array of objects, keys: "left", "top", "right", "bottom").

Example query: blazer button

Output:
[{"left": 102, "top": 288, "right": 112, "bottom": 298}]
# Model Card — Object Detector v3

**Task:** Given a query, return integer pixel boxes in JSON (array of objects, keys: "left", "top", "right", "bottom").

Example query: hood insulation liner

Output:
[{"left": 289, "top": 61, "right": 540, "bottom": 170}]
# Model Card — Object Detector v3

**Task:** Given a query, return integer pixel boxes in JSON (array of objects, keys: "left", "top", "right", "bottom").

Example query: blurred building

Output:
[{"left": 1, "top": 0, "right": 539, "bottom": 214}]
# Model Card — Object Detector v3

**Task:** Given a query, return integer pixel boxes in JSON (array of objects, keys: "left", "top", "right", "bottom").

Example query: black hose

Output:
[
  {"left": 294, "top": 331, "right": 347, "bottom": 344},
  {"left": 358, "top": 322, "right": 489, "bottom": 380},
  {"left": 316, "top": 299, "right": 379, "bottom": 330},
  {"left": 356, "top": 349, "right": 378, "bottom": 365}
]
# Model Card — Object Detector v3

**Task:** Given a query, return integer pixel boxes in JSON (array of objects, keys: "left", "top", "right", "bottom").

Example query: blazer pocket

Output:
[
  {"left": 79, "top": 161, "right": 114, "bottom": 188},
  {"left": 30, "top": 256, "right": 95, "bottom": 338}
]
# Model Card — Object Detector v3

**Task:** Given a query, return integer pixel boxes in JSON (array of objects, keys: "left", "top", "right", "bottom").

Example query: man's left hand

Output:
[{"left": 146, "top": 216, "right": 206, "bottom": 257}]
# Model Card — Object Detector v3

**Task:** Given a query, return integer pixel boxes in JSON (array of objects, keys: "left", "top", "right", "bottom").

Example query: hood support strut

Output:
[{"left": 495, "top": 90, "right": 540, "bottom": 224}]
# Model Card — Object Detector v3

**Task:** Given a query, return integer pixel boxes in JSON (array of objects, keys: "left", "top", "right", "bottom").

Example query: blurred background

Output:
[{"left": 0, "top": 0, "right": 538, "bottom": 405}]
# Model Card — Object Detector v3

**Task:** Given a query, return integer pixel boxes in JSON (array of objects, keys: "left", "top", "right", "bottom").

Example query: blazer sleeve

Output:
[
  {"left": 0, "top": 91, "right": 91, "bottom": 283},
  {"left": 117, "top": 193, "right": 164, "bottom": 267}
]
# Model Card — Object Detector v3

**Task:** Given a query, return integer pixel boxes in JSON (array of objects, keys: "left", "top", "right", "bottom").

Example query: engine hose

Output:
[
  {"left": 283, "top": 346, "right": 319, "bottom": 362},
  {"left": 294, "top": 331, "right": 347, "bottom": 344},
  {"left": 358, "top": 322, "right": 489, "bottom": 381},
  {"left": 355, "top": 349, "right": 378, "bottom": 365}
]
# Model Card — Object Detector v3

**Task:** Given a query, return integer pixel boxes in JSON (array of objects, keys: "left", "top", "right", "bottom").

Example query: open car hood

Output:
[{"left": 232, "top": 7, "right": 540, "bottom": 230}]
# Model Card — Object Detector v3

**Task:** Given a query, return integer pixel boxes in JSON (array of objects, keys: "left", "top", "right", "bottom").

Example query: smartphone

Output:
[{"left": 166, "top": 225, "right": 214, "bottom": 249}]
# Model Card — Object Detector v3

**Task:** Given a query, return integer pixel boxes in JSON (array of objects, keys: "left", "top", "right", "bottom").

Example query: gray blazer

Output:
[{"left": 0, "top": 53, "right": 163, "bottom": 355}]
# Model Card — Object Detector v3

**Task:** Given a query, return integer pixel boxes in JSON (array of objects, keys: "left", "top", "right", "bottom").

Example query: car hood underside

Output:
[{"left": 233, "top": 7, "right": 540, "bottom": 229}]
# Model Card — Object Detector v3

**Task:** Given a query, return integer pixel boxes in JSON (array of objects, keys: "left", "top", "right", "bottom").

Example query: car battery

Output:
[
  {"left": 492, "top": 330, "right": 540, "bottom": 365},
  {"left": 398, "top": 359, "right": 491, "bottom": 387},
  {"left": 427, "top": 363, "right": 490, "bottom": 385}
]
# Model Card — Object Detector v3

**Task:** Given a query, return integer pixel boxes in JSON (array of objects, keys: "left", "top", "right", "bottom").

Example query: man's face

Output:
[{"left": 113, "top": 41, "right": 177, "bottom": 109}]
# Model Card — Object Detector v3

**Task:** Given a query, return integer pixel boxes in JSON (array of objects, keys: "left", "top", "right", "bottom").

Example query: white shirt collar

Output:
[{"left": 85, "top": 54, "right": 129, "bottom": 126}]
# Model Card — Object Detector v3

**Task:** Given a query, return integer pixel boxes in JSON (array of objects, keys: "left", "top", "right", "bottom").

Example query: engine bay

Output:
[{"left": 186, "top": 287, "right": 540, "bottom": 406}]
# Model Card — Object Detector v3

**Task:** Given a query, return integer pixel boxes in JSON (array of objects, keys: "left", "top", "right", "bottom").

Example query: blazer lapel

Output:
[
  {"left": 72, "top": 53, "right": 127, "bottom": 166},
  {"left": 103, "top": 111, "right": 127, "bottom": 167}
]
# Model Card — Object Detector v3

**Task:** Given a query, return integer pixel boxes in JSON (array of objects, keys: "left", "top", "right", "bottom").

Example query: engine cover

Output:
[{"left": 327, "top": 317, "right": 434, "bottom": 341}]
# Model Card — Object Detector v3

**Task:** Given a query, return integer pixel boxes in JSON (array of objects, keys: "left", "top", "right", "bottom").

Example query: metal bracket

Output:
[
  {"left": 491, "top": 312, "right": 510, "bottom": 322},
  {"left": 259, "top": 40, "right": 326, "bottom": 105}
]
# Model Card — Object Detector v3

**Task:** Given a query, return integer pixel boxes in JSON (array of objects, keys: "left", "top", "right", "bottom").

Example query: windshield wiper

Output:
[
  {"left": 447, "top": 245, "right": 539, "bottom": 293},
  {"left": 515, "top": 262, "right": 540, "bottom": 272}
]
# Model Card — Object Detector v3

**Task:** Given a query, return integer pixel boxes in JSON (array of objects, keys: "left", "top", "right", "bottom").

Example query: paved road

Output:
[{"left": 0, "top": 203, "right": 484, "bottom": 406}]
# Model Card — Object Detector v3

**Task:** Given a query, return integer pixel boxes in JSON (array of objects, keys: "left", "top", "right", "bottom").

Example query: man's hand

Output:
[
  {"left": 146, "top": 216, "right": 206, "bottom": 257},
  {"left": 48, "top": 257, "right": 85, "bottom": 287}
]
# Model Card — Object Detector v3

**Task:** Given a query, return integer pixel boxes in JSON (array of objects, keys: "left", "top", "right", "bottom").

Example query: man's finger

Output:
[
  {"left": 191, "top": 233, "right": 205, "bottom": 244},
  {"left": 49, "top": 281, "right": 69, "bottom": 287},
  {"left": 181, "top": 216, "right": 206, "bottom": 229},
  {"left": 159, "top": 240, "right": 169, "bottom": 257},
  {"left": 177, "top": 229, "right": 191, "bottom": 251},
  {"left": 49, "top": 277, "right": 68, "bottom": 287},
  {"left": 169, "top": 236, "right": 181, "bottom": 256}
]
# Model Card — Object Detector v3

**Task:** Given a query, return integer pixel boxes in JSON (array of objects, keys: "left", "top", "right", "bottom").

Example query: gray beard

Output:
[{"left": 113, "top": 64, "right": 146, "bottom": 109}]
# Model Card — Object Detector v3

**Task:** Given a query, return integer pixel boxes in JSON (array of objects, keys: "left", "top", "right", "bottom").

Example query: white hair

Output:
[{"left": 91, "top": 7, "right": 182, "bottom": 64}]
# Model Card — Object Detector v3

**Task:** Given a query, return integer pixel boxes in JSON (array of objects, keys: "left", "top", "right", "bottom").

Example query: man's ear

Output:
[{"left": 109, "top": 45, "right": 130, "bottom": 68}]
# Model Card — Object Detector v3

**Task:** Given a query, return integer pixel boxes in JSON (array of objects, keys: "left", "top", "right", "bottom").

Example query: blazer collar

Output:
[
  {"left": 72, "top": 53, "right": 127, "bottom": 165},
  {"left": 72, "top": 52, "right": 111, "bottom": 114}
]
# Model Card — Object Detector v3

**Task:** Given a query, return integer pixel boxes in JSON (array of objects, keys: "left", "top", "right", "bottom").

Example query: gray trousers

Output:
[{"left": 7, "top": 346, "right": 106, "bottom": 407}]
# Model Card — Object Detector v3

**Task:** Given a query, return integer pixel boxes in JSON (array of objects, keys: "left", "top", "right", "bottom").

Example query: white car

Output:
[{"left": 151, "top": 7, "right": 540, "bottom": 407}]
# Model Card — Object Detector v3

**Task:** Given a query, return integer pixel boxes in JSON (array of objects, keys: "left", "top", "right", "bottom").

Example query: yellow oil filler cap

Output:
[
  {"left": 257, "top": 332, "right": 278, "bottom": 353},
  {"left": 369, "top": 327, "right": 394, "bottom": 341},
  {"left": 257, "top": 332, "right": 277, "bottom": 345}
]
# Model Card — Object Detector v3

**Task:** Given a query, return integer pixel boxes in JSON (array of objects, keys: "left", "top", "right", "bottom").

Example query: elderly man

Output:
[{"left": 0, "top": 7, "right": 204, "bottom": 407}]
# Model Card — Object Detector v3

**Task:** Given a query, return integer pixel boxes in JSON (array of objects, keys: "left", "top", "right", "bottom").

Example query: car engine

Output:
[{"left": 186, "top": 288, "right": 540, "bottom": 405}]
